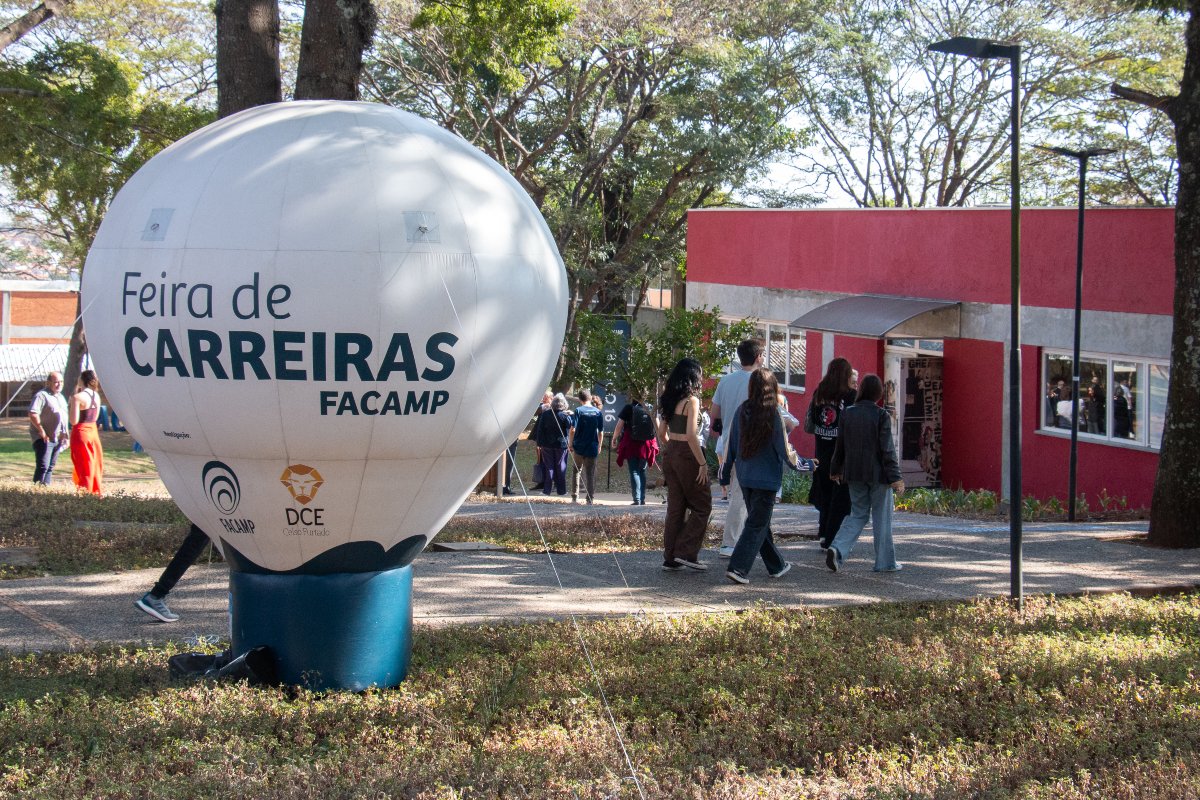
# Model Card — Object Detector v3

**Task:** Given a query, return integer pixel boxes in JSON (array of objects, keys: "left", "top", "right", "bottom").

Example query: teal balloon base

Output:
[{"left": 230, "top": 565, "right": 413, "bottom": 691}]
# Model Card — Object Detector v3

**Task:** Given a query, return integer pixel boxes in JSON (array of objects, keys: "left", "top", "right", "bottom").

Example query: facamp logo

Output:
[
  {"left": 202, "top": 460, "right": 241, "bottom": 514},
  {"left": 280, "top": 464, "right": 325, "bottom": 505}
]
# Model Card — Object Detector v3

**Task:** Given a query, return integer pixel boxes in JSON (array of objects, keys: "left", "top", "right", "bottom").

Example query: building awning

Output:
[
  {"left": 789, "top": 295, "right": 961, "bottom": 339},
  {"left": 0, "top": 344, "right": 72, "bottom": 383}
]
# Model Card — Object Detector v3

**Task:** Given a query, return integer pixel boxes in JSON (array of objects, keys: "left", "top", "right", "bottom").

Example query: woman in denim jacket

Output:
[{"left": 719, "top": 368, "right": 813, "bottom": 584}]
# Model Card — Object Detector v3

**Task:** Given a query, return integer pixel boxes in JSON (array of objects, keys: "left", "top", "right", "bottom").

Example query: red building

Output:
[
  {"left": 0, "top": 279, "right": 79, "bottom": 416},
  {"left": 686, "top": 207, "right": 1174, "bottom": 509}
]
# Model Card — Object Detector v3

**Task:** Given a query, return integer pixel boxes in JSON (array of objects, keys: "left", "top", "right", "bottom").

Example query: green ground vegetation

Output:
[
  {"left": 1, "top": 592, "right": 1197, "bottom": 798},
  {"left": 0, "top": 418, "right": 159, "bottom": 482}
]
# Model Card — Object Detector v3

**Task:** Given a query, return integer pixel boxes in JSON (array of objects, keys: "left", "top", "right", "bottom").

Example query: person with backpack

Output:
[
  {"left": 806, "top": 358, "right": 858, "bottom": 550},
  {"left": 613, "top": 397, "right": 659, "bottom": 505}
]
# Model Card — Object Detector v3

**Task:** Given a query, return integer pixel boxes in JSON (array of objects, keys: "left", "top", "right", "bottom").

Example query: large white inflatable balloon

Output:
[{"left": 82, "top": 101, "right": 568, "bottom": 576}]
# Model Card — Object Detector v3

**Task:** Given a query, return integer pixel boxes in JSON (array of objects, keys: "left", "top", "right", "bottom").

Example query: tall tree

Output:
[
  {"left": 0, "top": 0, "right": 70, "bottom": 52},
  {"left": 1112, "top": 0, "right": 1198, "bottom": 547},
  {"left": 215, "top": 0, "right": 281, "bottom": 117},
  {"left": 0, "top": 41, "right": 212, "bottom": 390},
  {"left": 294, "top": 0, "right": 377, "bottom": 100},
  {"left": 790, "top": 0, "right": 1181, "bottom": 207},
  {"left": 368, "top": 0, "right": 815, "bottom": 384}
]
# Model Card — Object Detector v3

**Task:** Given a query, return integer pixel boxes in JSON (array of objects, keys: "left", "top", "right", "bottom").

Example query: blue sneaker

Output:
[{"left": 136, "top": 593, "right": 179, "bottom": 623}]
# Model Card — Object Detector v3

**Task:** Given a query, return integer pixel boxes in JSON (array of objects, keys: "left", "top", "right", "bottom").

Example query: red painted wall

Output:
[
  {"left": 940, "top": 338, "right": 1005, "bottom": 495},
  {"left": 688, "top": 207, "right": 1170, "bottom": 509},
  {"left": 687, "top": 208, "right": 1174, "bottom": 315}
]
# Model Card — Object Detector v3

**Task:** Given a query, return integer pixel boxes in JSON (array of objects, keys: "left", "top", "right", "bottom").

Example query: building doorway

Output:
[{"left": 884, "top": 340, "right": 944, "bottom": 488}]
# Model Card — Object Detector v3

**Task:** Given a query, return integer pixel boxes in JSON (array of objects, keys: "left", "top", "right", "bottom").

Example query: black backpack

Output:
[{"left": 629, "top": 403, "right": 656, "bottom": 441}]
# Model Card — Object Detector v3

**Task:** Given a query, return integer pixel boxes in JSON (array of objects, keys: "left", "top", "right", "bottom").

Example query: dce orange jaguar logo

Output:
[{"left": 280, "top": 464, "right": 325, "bottom": 505}]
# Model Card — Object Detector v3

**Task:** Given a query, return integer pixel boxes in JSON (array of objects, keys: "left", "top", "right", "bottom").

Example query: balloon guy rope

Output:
[{"left": 82, "top": 101, "right": 568, "bottom": 690}]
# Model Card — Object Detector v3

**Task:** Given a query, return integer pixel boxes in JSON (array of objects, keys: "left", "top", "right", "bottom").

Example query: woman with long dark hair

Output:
[
  {"left": 656, "top": 358, "right": 711, "bottom": 572},
  {"left": 69, "top": 369, "right": 104, "bottom": 496},
  {"left": 719, "top": 368, "right": 813, "bottom": 584},
  {"left": 826, "top": 374, "right": 905, "bottom": 573},
  {"left": 806, "top": 357, "right": 857, "bottom": 549}
]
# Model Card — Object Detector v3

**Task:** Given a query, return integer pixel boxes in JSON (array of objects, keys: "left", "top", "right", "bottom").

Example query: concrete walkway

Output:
[{"left": 1, "top": 492, "right": 1196, "bottom": 653}]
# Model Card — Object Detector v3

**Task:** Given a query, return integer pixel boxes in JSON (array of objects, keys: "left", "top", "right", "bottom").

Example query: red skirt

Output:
[{"left": 71, "top": 422, "right": 104, "bottom": 495}]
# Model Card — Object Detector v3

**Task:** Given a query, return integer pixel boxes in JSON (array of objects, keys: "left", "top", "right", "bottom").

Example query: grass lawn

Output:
[
  {"left": 0, "top": 418, "right": 160, "bottom": 482},
  {"left": 1, "top": 593, "right": 1198, "bottom": 798}
]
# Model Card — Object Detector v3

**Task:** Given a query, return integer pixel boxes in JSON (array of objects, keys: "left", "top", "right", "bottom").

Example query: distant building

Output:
[
  {"left": 0, "top": 279, "right": 80, "bottom": 416},
  {"left": 687, "top": 207, "right": 1173, "bottom": 508}
]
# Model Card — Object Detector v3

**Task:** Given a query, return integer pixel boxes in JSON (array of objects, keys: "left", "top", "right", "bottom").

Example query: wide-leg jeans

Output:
[
  {"left": 540, "top": 447, "right": 568, "bottom": 495},
  {"left": 661, "top": 440, "right": 712, "bottom": 562},
  {"left": 728, "top": 486, "right": 786, "bottom": 576},
  {"left": 829, "top": 481, "right": 899, "bottom": 571}
]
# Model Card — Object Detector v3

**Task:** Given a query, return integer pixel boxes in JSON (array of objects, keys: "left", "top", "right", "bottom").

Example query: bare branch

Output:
[{"left": 1110, "top": 82, "right": 1175, "bottom": 116}]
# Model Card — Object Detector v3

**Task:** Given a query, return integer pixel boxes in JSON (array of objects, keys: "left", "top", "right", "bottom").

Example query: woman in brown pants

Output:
[{"left": 657, "top": 357, "right": 712, "bottom": 572}]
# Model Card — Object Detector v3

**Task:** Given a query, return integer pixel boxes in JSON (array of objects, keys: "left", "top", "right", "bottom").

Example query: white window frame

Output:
[
  {"left": 718, "top": 318, "right": 808, "bottom": 391},
  {"left": 1039, "top": 348, "right": 1169, "bottom": 452}
]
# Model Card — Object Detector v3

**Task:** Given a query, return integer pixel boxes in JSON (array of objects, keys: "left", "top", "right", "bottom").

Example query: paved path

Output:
[{"left": 1, "top": 492, "right": 1195, "bottom": 653}]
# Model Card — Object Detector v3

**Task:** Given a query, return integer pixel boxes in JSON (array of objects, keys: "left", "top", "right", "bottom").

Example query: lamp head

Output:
[
  {"left": 1034, "top": 144, "right": 1119, "bottom": 160},
  {"left": 928, "top": 36, "right": 1019, "bottom": 60}
]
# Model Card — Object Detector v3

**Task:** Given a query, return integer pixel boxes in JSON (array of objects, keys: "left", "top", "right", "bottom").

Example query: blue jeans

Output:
[
  {"left": 627, "top": 457, "right": 648, "bottom": 504},
  {"left": 829, "top": 482, "right": 899, "bottom": 571},
  {"left": 728, "top": 486, "right": 786, "bottom": 576},
  {"left": 32, "top": 439, "right": 61, "bottom": 485}
]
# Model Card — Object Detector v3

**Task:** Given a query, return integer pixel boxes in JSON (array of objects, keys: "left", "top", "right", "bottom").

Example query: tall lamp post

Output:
[
  {"left": 1034, "top": 145, "right": 1116, "bottom": 522},
  {"left": 927, "top": 36, "right": 1024, "bottom": 605}
]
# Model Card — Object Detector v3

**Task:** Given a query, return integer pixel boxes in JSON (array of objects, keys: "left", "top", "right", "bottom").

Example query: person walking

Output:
[
  {"left": 135, "top": 523, "right": 214, "bottom": 622},
  {"left": 826, "top": 374, "right": 905, "bottom": 573},
  {"left": 710, "top": 339, "right": 765, "bottom": 557},
  {"left": 806, "top": 357, "right": 857, "bottom": 549},
  {"left": 657, "top": 358, "right": 712, "bottom": 572},
  {"left": 534, "top": 393, "right": 573, "bottom": 496},
  {"left": 720, "top": 368, "right": 813, "bottom": 584},
  {"left": 28, "top": 371, "right": 69, "bottom": 485},
  {"left": 69, "top": 369, "right": 104, "bottom": 496},
  {"left": 613, "top": 398, "right": 659, "bottom": 504},
  {"left": 569, "top": 389, "right": 604, "bottom": 504}
]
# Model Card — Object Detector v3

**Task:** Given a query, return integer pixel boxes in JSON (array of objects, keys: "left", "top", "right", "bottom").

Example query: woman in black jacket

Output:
[
  {"left": 806, "top": 357, "right": 857, "bottom": 550},
  {"left": 826, "top": 374, "right": 905, "bottom": 572}
]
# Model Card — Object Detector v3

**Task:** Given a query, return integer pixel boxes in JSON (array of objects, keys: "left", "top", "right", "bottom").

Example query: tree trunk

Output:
[
  {"left": 0, "top": 0, "right": 70, "bottom": 53},
  {"left": 1148, "top": 1, "right": 1200, "bottom": 548},
  {"left": 294, "top": 0, "right": 376, "bottom": 101},
  {"left": 62, "top": 295, "right": 86, "bottom": 404},
  {"left": 215, "top": 0, "right": 282, "bottom": 119}
]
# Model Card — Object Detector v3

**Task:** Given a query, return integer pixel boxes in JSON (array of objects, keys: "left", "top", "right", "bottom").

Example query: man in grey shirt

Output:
[
  {"left": 710, "top": 339, "right": 764, "bottom": 557},
  {"left": 28, "top": 371, "right": 69, "bottom": 485}
]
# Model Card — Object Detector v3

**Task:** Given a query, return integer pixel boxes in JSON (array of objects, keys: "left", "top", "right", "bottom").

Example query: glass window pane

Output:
[
  {"left": 1150, "top": 364, "right": 1169, "bottom": 449},
  {"left": 1079, "top": 358, "right": 1108, "bottom": 436},
  {"left": 1112, "top": 361, "right": 1141, "bottom": 441},
  {"left": 784, "top": 328, "right": 806, "bottom": 388},
  {"left": 1043, "top": 354, "right": 1073, "bottom": 429}
]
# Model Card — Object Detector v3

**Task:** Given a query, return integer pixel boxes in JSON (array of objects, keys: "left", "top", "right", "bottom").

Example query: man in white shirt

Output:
[
  {"left": 710, "top": 339, "right": 764, "bottom": 557},
  {"left": 28, "top": 371, "right": 69, "bottom": 485}
]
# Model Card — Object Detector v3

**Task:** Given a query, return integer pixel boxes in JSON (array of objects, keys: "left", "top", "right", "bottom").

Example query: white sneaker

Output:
[
  {"left": 768, "top": 562, "right": 792, "bottom": 579},
  {"left": 718, "top": 546, "right": 735, "bottom": 558}
]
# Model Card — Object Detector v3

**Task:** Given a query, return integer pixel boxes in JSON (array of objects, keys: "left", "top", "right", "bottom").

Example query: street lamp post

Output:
[
  {"left": 927, "top": 36, "right": 1023, "bottom": 606},
  {"left": 1034, "top": 145, "right": 1117, "bottom": 522}
]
